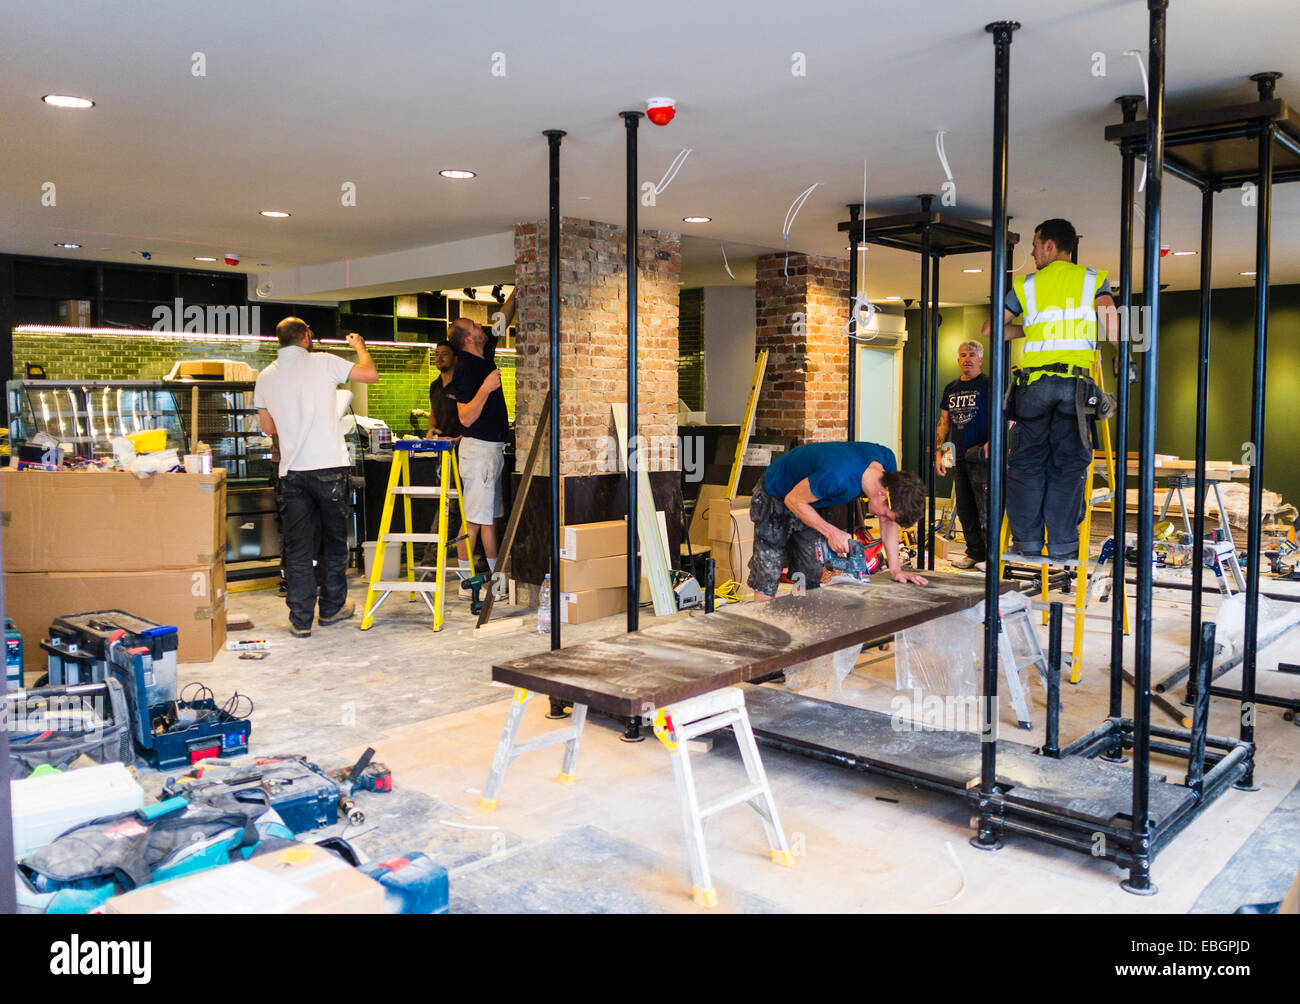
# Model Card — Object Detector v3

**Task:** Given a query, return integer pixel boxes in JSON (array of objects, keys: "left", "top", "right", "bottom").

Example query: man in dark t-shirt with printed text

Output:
[
  {"left": 936, "top": 340, "right": 991, "bottom": 568},
  {"left": 747, "top": 441, "right": 929, "bottom": 601}
]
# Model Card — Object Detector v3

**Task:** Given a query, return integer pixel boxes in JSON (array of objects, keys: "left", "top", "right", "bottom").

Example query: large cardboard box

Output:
[
  {"left": 558, "top": 554, "right": 627, "bottom": 592},
  {"left": 559, "top": 586, "right": 628, "bottom": 625},
  {"left": 689, "top": 485, "right": 729, "bottom": 548},
  {"left": 0, "top": 469, "right": 227, "bottom": 573},
  {"left": 708, "top": 495, "right": 753, "bottom": 542},
  {"left": 4, "top": 563, "right": 227, "bottom": 662},
  {"left": 102, "top": 842, "right": 385, "bottom": 914},
  {"left": 559, "top": 519, "right": 628, "bottom": 562},
  {"left": 56, "top": 299, "right": 91, "bottom": 327},
  {"left": 710, "top": 537, "right": 754, "bottom": 585}
]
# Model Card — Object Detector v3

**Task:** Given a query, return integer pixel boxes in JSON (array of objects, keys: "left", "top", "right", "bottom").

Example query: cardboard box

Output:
[
  {"left": 559, "top": 519, "right": 628, "bottom": 561},
  {"left": 558, "top": 554, "right": 629, "bottom": 592},
  {"left": 4, "top": 563, "right": 227, "bottom": 663},
  {"left": 559, "top": 586, "right": 628, "bottom": 625},
  {"left": 102, "top": 842, "right": 385, "bottom": 914},
  {"left": 710, "top": 537, "right": 754, "bottom": 584},
  {"left": 689, "top": 485, "right": 729, "bottom": 548},
  {"left": 56, "top": 299, "right": 91, "bottom": 327},
  {"left": 0, "top": 469, "right": 226, "bottom": 573},
  {"left": 708, "top": 496, "right": 753, "bottom": 542}
]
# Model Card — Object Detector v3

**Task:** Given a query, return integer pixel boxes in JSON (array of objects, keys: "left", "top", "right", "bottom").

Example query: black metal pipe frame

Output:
[
  {"left": 1125, "top": 0, "right": 1166, "bottom": 897},
  {"left": 1108, "top": 95, "right": 1142, "bottom": 762},
  {"left": 973, "top": 19, "right": 1018, "bottom": 853},
  {"left": 847, "top": 202, "right": 861, "bottom": 447},
  {"left": 1239, "top": 72, "right": 1278, "bottom": 789},
  {"left": 1044, "top": 602, "right": 1063, "bottom": 758},
  {"left": 1187, "top": 184, "right": 1215, "bottom": 705},
  {"left": 1186, "top": 621, "right": 1217, "bottom": 794},
  {"left": 928, "top": 252, "right": 940, "bottom": 571},
  {"left": 545, "top": 130, "right": 565, "bottom": 652},
  {"left": 621, "top": 111, "right": 644, "bottom": 633},
  {"left": 917, "top": 195, "right": 933, "bottom": 570}
]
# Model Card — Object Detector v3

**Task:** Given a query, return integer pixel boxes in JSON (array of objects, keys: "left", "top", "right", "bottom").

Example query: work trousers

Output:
[
  {"left": 1005, "top": 376, "right": 1092, "bottom": 559},
  {"left": 280, "top": 467, "right": 351, "bottom": 630},
  {"left": 954, "top": 446, "right": 989, "bottom": 563}
]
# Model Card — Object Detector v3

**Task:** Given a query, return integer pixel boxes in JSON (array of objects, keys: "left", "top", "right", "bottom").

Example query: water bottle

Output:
[{"left": 537, "top": 574, "right": 552, "bottom": 634}]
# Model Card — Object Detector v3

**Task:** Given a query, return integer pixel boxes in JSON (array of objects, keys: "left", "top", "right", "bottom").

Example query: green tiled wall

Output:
[{"left": 11, "top": 330, "right": 516, "bottom": 434}]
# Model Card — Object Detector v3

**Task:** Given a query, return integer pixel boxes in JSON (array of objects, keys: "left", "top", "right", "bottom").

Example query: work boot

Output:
[
  {"left": 319, "top": 599, "right": 356, "bottom": 626},
  {"left": 951, "top": 554, "right": 978, "bottom": 569},
  {"left": 289, "top": 622, "right": 312, "bottom": 638}
]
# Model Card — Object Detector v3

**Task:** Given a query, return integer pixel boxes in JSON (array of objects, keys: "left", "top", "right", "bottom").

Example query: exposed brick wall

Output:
[
  {"left": 753, "top": 253, "right": 850, "bottom": 443},
  {"left": 513, "top": 218, "right": 680, "bottom": 476},
  {"left": 10, "top": 329, "right": 515, "bottom": 436}
]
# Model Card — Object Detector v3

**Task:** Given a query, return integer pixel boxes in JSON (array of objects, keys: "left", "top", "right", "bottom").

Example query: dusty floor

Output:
[{"left": 170, "top": 561, "right": 1300, "bottom": 914}]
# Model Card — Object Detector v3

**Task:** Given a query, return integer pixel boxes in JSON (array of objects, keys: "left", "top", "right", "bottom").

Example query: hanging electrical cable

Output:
[
  {"left": 720, "top": 243, "right": 735, "bottom": 280},
  {"left": 782, "top": 182, "right": 822, "bottom": 278},
  {"left": 654, "top": 148, "right": 692, "bottom": 194},
  {"left": 1124, "top": 49, "right": 1150, "bottom": 191}
]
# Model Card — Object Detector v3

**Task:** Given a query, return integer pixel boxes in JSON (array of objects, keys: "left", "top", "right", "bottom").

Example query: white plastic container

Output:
[{"left": 11, "top": 762, "right": 144, "bottom": 857}]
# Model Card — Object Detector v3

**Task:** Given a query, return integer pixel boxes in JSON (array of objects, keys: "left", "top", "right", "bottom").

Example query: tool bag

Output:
[{"left": 18, "top": 792, "right": 266, "bottom": 896}]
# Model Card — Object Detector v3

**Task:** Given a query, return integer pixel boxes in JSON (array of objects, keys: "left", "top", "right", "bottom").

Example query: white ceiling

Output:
[{"left": 2, "top": 0, "right": 1298, "bottom": 304}]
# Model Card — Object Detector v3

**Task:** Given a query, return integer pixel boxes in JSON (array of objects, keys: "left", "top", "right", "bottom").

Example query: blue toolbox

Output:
[
  {"left": 5, "top": 618, "right": 22, "bottom": 690},
  {"left": 41, "top": 611, "right": 250, "bottom": 769}
]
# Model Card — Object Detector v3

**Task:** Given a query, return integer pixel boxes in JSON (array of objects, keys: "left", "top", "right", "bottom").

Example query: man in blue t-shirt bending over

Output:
[{"left": 748, "top": 441, "right": 929, "bottom": 601}]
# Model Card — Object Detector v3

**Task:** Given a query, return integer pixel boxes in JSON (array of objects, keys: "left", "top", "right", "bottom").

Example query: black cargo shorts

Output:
[{"left": 746, "top": 476, "right": 826, "bottom": 596}]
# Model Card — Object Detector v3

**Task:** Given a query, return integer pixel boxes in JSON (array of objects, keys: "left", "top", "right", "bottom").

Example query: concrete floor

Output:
[{"left": 168, "top": 562, "right": 1300, "bottom": 914}]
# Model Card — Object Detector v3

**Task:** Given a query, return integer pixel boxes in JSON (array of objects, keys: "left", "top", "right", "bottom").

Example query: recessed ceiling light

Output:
[
  {"left": 53, "top": 242, "right": 81, "bottom": 249},
  {"left": 259, "top": 210, "right": 291, "bottom": 218},
  {"left": 43, "top": 94, "right": 94, "bottom": 109},
  {"left": 884, "top": 296, "right": 902, "bottom": 301},
  {"left": 1240, "top": 271, "right": 1256, "bottom": 276},
  {"left": 1172, "top": 250, "right": 1196, "bottom": 256},
  {"left": 194, "top": 256, "right": 217, "bottom": 262},
  {"left": 439, "top": 169, "right": 476, "bottom": 180},
  {"left": 578, "top": 195, "right": 593, "bottom": 201},
  {"left": 258, "top": 263, "right": 272, "bottom": 267},
  {"left": 682, "top": 216, "right": 711, "bottom": 223},
  {"left": 962, "top": 267, "right": 983, "bottom": 273}
]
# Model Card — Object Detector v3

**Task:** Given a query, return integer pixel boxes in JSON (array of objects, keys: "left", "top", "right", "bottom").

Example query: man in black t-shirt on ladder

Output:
[
  {"left": 935, "top": 340, "right": 991, "bottom": 569},
  {"left": 447, "top": 291, "right": 515, "bottom": 587}
]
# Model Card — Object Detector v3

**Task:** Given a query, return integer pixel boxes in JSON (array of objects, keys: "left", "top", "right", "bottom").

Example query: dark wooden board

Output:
[
  {"left": 744, "top": 686, "right": 1196, "bottom": 828},
  {"left": 492, "top": 572, "right": 1012, "bottom": 717}
]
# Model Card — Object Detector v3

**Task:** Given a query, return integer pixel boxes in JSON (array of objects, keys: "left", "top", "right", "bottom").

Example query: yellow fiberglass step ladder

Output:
[
  {"left": 998, "top": 350, "right": 1130, "bottom": 683},
  {"left": 360, "top": 439, "right": 474, "bottom": 632}
]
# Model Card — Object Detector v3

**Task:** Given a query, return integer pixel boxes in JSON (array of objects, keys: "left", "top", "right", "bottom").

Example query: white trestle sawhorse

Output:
[{"left": 478, "top": 686, "right": 792, "bottom": 907}]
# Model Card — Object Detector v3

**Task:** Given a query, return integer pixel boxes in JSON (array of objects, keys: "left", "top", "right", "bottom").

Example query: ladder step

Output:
[
  {"left": 390, "top": 486, "right": 457, "bottom": 497},
  {"left": 1002, "top": 553, "right": 1087, "bottom": 568},
  {"left": 698, "top": 784, "right": 766, "bottom": 819},
  {"left": 381, "top": 533, "right": 444, "bottom": 543},
  {"left": 370, "top": 580, "right": 444, "bottom": 592}
]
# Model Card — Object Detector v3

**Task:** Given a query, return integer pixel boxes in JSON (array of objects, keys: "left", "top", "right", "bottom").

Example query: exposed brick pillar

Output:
[
  {"left": 753, "top": 252, "right": 850, "bottom": 443},
  {"left": 513, "top": 218, "right": 680, "bottom": 476}
]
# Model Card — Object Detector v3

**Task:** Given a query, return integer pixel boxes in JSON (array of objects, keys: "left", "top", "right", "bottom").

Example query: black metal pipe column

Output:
[
  {"left": 928, "top": 252, "right": 940, "bottom": 570},
  {"left": 621, "top": 111, "right": 644, "bottom": 633},
  {"left": 1107, "top": 96, "right": 1143, "bottom": 761},
  {"left": 1124, "top": 0, "right": 1166, "bottom": 897},
  {"left": 1239, "top": 71, "right": 1281, "bottom": 789},
  {"left": 847, "top": 203, "right": 861, "bottom": 450},
  {"left": 972, "top": 19, "right": 1018, "bottom": 853},
  {"left": 544, "top": 130, "right": 566, "bottom": 651},
  {"left": 1187, "top": 184, "right": 1214, "bottom": 706},
  {"left": 917, "top": 194, "right": 933, "bottom": 569}
]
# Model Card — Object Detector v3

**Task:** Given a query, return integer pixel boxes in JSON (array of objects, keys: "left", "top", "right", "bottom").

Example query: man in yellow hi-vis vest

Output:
[{"left": 981, "top": 219, "right": 1116, "bottom": 560}]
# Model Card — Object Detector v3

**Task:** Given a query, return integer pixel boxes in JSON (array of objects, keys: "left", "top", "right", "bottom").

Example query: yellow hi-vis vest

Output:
[{"left": 1013, "top": 260, "right": 1108, "bottom": 382}]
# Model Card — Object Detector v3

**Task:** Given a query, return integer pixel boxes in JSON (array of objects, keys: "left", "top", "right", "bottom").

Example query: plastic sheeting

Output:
[
  {"left": 783, "top": 643, "right": 865, "bottom": 696},
  {"left": 894, "top": 592, "right": 1035, "bottom": 702}
]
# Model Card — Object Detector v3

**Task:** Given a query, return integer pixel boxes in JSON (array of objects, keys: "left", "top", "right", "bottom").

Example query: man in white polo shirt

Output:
[{"left": 256, "top": 318, "right": 378, "bottom": 637}]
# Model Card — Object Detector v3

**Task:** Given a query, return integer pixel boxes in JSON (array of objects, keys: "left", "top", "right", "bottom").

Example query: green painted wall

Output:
[
  {"left": 10, "top": 330, "right": 516, "bottom": 436},
  {"left": 901, "top": 284, "right": 1300, "bottom": 508}
]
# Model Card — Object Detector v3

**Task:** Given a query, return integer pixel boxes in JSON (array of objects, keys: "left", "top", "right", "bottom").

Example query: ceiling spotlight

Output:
[
  {"left": 1172, "top": 250, "right": 1197, "bottom": 256},
  {"left": 440, "top": 169, "right": 476, "bottom": 180},
  {"left": 194, "top": 256, "right": 217, "bottom": 262},
  {"left": 962, "top": 268, "right": 983, "bottom": 273},
  {"left": 43, "top": 94, "right": 94, "bottom": 109},
  {"left": 492, "top": 284, "right": 505, "bottom": 304},
  {"left": 135, "top": 250, "right": 152, "bottom": 261},
  {"left": 462, "top": 287, "right": 477, "bottom": 300},
  {"left": 259, "top": 210, "right": 291, "bottom": 218},
  {"left": 682, "top": 216, "right": 711, "bottom": 224},
  {"left": 1240, "top": 271, "right": 1256, "bottom": 277},
  {"left": 53, "top": 242, "right": 81, "bottom": 249}
]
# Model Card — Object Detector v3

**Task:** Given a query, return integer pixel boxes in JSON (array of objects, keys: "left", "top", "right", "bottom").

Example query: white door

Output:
[{"left": 856, "top": 343, "right": 903, "bottom": 457}]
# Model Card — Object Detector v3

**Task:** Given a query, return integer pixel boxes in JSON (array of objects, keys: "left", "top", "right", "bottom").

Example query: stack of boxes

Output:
[
  {"left": 557, "top": 519, "right": 632, "bottom": 624},
  {"left": 1, "top": 469, "right": 228, "bottom": 679},
  {"left": 708, "top": 495, "right": 753, "bottom": 585}
]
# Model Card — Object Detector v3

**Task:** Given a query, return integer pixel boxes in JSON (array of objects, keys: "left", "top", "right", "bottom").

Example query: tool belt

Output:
[{"left": 1004, "top": 363, "right": 1117, "bottom": 449}]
